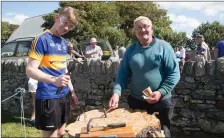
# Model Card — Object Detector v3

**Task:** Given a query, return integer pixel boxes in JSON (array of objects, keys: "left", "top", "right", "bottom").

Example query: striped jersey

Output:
[{"left": 29, "top": 30, "right": 69, "bottom": 99}]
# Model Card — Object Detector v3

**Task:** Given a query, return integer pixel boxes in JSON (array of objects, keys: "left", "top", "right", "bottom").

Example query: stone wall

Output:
[{"left": 1, "top": 57, "right": 224, "bottom": 136}]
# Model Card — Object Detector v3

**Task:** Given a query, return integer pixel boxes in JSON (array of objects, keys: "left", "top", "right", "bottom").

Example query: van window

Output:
[
  {"left": 1, "top": 42, "right": 17, "bottom": 57},
  {"left": 16, "top": 41, "right": 31, "bottom": 56}
]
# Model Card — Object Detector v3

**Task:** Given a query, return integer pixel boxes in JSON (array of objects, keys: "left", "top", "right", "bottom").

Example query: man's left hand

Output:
[
  {"left": 70, "top": 92, "right": 79, "bottom": 109},
  {"left": 145, "top": 91, "right": 162, "bottom": 104}
]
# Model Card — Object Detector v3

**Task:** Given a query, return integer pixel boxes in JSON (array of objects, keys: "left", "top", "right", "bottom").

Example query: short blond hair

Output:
[
  {"left": 134, "top": 16, "right": 152, "bottom": 29},
  {"left": 59, "top": 6, "right": 78, "bottom": 25}
]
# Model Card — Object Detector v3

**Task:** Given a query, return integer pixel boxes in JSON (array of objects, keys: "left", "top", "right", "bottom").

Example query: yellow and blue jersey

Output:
[{"left": 29, "top": 30, "right": 69, "bottom": 99}]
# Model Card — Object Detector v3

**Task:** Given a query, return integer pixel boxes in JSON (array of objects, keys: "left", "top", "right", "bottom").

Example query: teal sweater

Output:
[{"left": 113, "top": 37, "right": 180, "bottom": 101}]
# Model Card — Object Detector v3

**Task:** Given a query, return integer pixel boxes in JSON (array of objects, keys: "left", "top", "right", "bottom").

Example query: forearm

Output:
[
  {"left": 71, "top": 50, "right": 82, "bottom": 57},
  {"left": 68, "top": 80, "right": 75, "bottom": 94},
  {"left": 158, "top": 69, "right": 180, "bottom": 96},
  {"left": 26, "top": 66, "right": 56, "bottom": 83}
]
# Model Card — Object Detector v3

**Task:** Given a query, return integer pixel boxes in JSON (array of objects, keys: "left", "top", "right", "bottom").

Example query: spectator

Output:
[
  {"left": 214, "top": 33, "right": 224, "bottom": 59},
  {"left": 195, "top": 34, "right": 211, "bottom": 61},
  {"left": 85, "top": 38, "right": 103, "bottom": 59},
  {"left": 179, "top": 46, "right": 186, "bottom": 73},
  {"left": 118, "top": 46, "right": 126, "bottom": 59},
  {"left": 68, "top": 42, "right": 84, "bottom": 64},
  {"left": 27, "top": 78, "right": 38, "bottom": 127},
  {"left": 113, "top": 45, "right": 119, "bottom": 58},
  {"left": 185, "top": 54, "right": 190, "bottom": 61}
]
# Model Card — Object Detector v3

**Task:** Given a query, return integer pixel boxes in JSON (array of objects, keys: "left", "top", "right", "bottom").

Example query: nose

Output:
[
  {"left": 63, "top": 26, "right": 69, "bottom": 33},
  {"left": 140, "top": 27, "right": 146, "bottom": 32}
]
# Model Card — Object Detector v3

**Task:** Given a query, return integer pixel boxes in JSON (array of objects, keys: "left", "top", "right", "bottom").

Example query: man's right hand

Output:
[
  {"left": 52, "top": 74, "right": 70, "bottom": 87},
  {"left": 108, "top": 93, "right": 120, "bottom": 109}
]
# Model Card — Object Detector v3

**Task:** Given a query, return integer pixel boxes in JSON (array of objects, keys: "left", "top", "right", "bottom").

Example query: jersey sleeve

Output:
[{"left": 28, "top": 36, "right": 45, "bottom": 61}]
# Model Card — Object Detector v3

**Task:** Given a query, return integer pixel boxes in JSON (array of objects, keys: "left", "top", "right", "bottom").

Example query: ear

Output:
[{"left": 55, "top": 14, "right": 60, "bottom": 22}]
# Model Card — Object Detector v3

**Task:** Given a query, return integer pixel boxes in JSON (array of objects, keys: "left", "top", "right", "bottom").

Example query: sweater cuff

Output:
[
  {"left": 158, "top": 88, "right": 167, "bottom": 97},
  {"left": 113, "top": 88, "right": 121, "bottom": 96}
]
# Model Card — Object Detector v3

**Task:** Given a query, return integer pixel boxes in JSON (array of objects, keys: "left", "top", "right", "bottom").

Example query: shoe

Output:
[{"left": 27, "top": 119, "right": 35, "bottom": 127}]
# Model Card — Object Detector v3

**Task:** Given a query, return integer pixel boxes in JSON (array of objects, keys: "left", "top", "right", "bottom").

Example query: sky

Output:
[{"left": 2, "top": 1, "right": 224, "bottom": 38}]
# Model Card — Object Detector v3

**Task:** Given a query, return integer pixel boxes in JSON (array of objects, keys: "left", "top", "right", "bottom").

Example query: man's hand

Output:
[
  {"left": 52, "top": 74, "right": 70, "bottom": 87},
  {"left": 108, "top": 93, "right": 120, "bottom": 109},
  {"left": 70, "top": 92, "right": 79, "bottom": 109},
  {"left": 145, "top": 91, "right": 162, "bottom": 104}
]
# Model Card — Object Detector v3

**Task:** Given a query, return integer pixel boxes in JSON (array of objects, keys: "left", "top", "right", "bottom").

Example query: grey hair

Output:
[
  {"left": 133, "top": 16, "right": 152, "bottom": 29},
  {"left": 201, "top": 37, "right": 204, "bottom": 41}
]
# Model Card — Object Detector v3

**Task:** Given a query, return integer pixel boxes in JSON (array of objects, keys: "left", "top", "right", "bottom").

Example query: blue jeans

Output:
[{"left": 127, "top": 95, "right": 174, "bottom": 138}]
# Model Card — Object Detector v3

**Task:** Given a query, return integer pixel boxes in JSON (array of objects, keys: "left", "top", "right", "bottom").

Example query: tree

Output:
[
  {"left": 192, "top": 21, "right": 224, "bottom": 49},
  {"left": 1, "top": 21, "right": 19, "bottom": 44},
  {"left": 42, "top": 2, "right": 187, "bottom": 48}
]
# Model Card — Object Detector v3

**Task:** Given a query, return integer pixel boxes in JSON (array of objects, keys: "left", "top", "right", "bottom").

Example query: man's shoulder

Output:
[
  {"left": 155, "top": 38, "right": 173, "bottom": 50},
  {"left": 96, "top": 45, "right": 102, "bottom": 49}
]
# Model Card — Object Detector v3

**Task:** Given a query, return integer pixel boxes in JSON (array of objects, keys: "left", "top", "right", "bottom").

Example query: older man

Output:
[
  {"left": 85, "top": 37, "right": 103, "bottom": 59},
  {"left": 195, "top": 34, "right": 211, "bottom": 61},
  {"left": 108, "top": 16, "right": 180, "bottom": 137}
]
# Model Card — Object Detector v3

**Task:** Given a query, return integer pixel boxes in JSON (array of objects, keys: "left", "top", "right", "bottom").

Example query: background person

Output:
[
  {"left": 85, "top": 37, "right": 103, "bottom": 59},
  {"left": 214, "top": 33, "right": 224, "bottom": 59}
]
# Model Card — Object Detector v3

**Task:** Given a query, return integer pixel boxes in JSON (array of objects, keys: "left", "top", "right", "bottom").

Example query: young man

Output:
[
  {"left": 85, "top": 37, "right": 103, "bottom": 59},
  {"left": 26, "top": 6, "right": 78, "bottom": 137},
  {"left": 28, "top": 77, "right": 38, "bottom": 127},
  {"left": 214, "top": 33, "right": 224, "bottom": 59},
  {"left": 108, "top": 16, "right": 180, "bottom": 137}
]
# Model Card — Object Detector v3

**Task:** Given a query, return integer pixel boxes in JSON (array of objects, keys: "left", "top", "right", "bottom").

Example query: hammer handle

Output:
[
  {"left": 107, "top": 122, "right": 126, "bottom": 128},
  {"left": 56, "top": 72, "right": 70, "bottom": 94}
]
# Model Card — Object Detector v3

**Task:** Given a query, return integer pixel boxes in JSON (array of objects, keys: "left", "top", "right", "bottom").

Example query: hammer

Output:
[{"left": 56, "top": 60, "right": 76, "bottom": 94}]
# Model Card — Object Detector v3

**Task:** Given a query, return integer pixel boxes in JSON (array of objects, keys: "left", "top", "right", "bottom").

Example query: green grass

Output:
[
  {"left": 1, "top": 112, "right": 76, "bottom": 137},
  {"left": 1, "top": 112, "right": 41, "bottom": 137}
]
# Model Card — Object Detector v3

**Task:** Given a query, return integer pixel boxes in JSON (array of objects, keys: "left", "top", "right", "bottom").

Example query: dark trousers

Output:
[{"left": 127, "top": 95, "right": 174, "bottom": 138}]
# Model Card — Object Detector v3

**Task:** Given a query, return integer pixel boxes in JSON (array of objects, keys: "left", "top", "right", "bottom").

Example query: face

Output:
[
  {"left": 134, "top": 19, "right": 153, "bottom": 43},
  {"left": 195, "top": 38, "right": 202, "bottom": 45},
  {"left": 90, "top": 42, "right": 96, "bottom": 47},
  {"left": 55, "top": 14, "right": 76, "bottom": 36}
]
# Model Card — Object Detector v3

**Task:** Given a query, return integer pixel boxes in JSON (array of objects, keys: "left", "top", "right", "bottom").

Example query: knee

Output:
[{"left": 57, "top": 130, "right": 65, "bottom": 137}]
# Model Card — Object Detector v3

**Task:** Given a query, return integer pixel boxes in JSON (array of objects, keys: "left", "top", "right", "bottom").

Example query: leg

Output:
[
  {"left": 31, "top": 92, "right": 36, "bottom": 121},
  {"left": 149, "top": 97, "right": 174, "bottom": 138},
  {"left": 57, "top": 123, "right": 66, "bottom": 137},
  {"left": 42, "top": 130, "right": 58, "bottom": 137},
  {"left": 127, "top": 95, "right": 149, "bottom": 110},
  {"left": 57, "top": 94, "right": 71, "bottom": 137}
]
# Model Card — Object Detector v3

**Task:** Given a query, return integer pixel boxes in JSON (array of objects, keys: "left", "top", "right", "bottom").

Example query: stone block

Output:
[
  {"left": 182, "top": 61, "right": 195, "bottom": 76},
  {"left": 175, "top": 89, "right": 191, "bottom": 95},
  {"left": 198, "top": 119, "right": 224, "bottom": 134},
  {"left": 207, "top": 109, "right": 224, "bottom": 121},
  {"left": 191, "top": 89, "right": 216, "bottom": 100},
  {"left": 184, "top": 77, "right": 195, "bottom": 83},
  {"left": 216, "top": 57, "right": 224, "bottom": 76},
  {"left": 206, "top": 60, "right": 216, "bottom": 76}
]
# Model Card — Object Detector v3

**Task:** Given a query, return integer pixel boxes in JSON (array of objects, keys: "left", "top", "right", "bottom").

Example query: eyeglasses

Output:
[
  {"left": 135, "top": 24, "right": 151, "bottom": 31},
  {"left": 60, "top": 16, "right": 77, "bottom": 31}
]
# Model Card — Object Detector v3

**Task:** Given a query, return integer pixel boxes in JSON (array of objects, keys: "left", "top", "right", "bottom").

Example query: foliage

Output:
[
  {"left": 1, "top": 21, "right": 19, "bottom": 44},
  {"left": 42, "top": 1, "right": 187, "bottom": 48},
  {"left": 193, "top": 21, "right": 224, "bottom": 49}
]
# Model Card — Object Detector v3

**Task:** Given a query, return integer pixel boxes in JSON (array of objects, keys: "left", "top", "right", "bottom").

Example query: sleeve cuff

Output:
[
  {"left": 113, "top": 88, "right": 121, "bottom": 96},
  {"left": 158, "top": 88, "right": 167, "bottom": 97}
]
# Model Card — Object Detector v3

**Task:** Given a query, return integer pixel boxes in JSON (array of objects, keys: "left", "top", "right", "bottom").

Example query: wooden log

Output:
[{"left": 66, "top": 108, "right": 165, "bottom": 137}]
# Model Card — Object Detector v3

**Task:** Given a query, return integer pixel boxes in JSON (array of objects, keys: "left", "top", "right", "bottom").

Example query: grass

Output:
[
  {"left": 1, "top": 112, "right": 76, "bottom": 137},
  {"left": 1, "top": 112, "right": 41, "bottom": 137}
]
